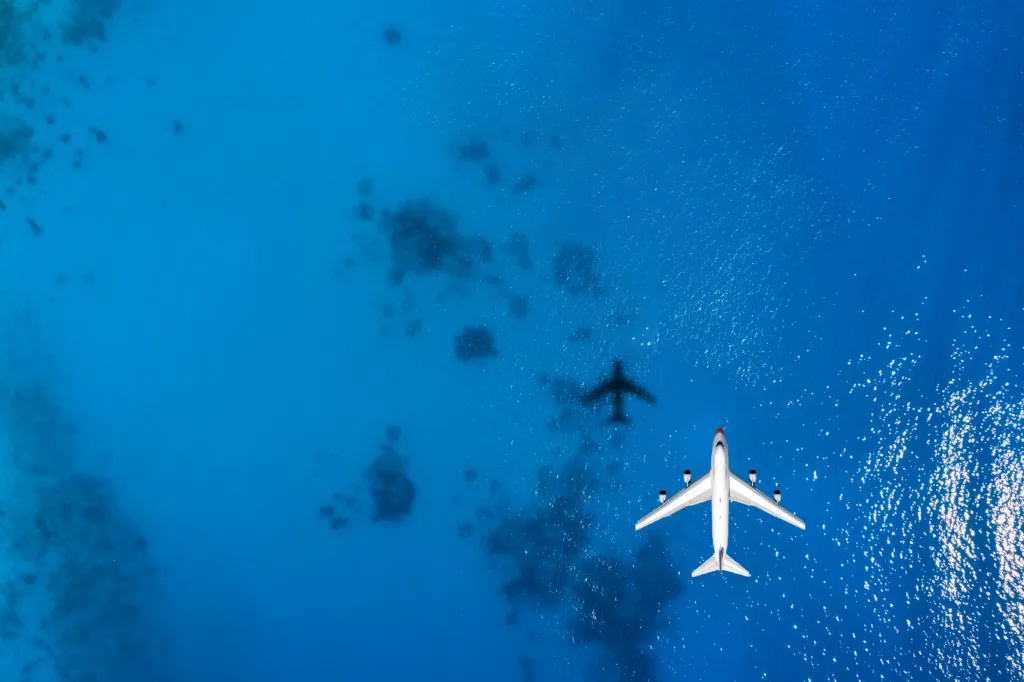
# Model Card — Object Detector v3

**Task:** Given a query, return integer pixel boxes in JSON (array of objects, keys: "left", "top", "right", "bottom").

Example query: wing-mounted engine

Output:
[
  {"left": 773, "top": 489, "right": 782, "bottom": 504},
  {"left": 748, "top": 469, "right": 757, "bottom": 486},
  {"left": 683, "top": 470, "right": 692, "bottom": 487},
  {"left": 658, "top": 490, "right": 667, "bottom": 504}
]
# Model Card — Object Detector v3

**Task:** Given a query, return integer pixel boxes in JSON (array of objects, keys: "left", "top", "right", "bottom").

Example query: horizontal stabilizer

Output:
[
  {"left": 692, "top": 554, "right": 720, "bottom": 577},
  {"left": 691, "top": 551, "right": 751, "bottom": 578},
  {"left": 721, "top": 553, "right": 750, "bottom": 577}
]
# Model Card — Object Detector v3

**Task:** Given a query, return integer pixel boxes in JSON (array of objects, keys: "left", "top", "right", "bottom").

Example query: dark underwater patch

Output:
[
  {"left": 511, "top": 173, "right": 537, "bottom": 194},
  {"left": 363, "top": 443, "right": 417, "bottom": 523},
  {"left": 355, "top": 202, "right": 375, "bottom": 221},
  {"left": 62, "top": 15, "right": 106, "bottom": 46},
  {"left": 482, "top": 456, "right": 596, "bottom": 608},
  {"left": 453, "top": 136, "right": 491, "bottom": 164},
  {"left": 380, "top": 199, "right": 492, "bottom": 282},
  {"left": 0, "top": 115, "right": 33, "bottom": 163},
  {"left": 3, "top": 384, "right": 165, "bottom": 681},
  {"left": 62, "top": 0, "right": 121, "bottom": 47},
  {"left": 453, "top": 325, "right": 498, "bottom": 362},
  {"left": 507, "top": 293, "right": 529, "bottom": 318},
  {"left": 534, "top": 373, "right": 588, "bottom": 432},
  {"left": 519, "top": 656, "right": 536, "bottom": 682},
  {"left": 502, "top": 232, "right": 533, "bottom": 270},
  {"left": 570, "top": 533, "right": 683, "bottom": 682},
  {"left": 404, "top": 319, "right": 423, "bottom": 337},
  {"left": 473, "top": 450, "right": 682, "bottom": 682},
  {"left": 483, "top": 162, "right": 502, "bottom": 186},
  {"left": 553, "top": 243, "right": 600, "bottom": 296}
]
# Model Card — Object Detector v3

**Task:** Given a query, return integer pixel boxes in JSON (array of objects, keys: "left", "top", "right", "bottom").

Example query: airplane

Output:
[
  {"left": 634, "top": 428, "right": 805, "bottom": 577},
  {"left": 580, "top": 359, "right": 655, "bottom": 425}
]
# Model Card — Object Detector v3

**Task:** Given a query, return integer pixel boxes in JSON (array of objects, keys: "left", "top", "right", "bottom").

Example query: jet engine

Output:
[
  {"left": 683, "top": 470, "right": 692, "bottom": 487},
  {"left": 748, "top": 469, "right": 757, "bottom": 486},
  {"left": 658, "top": 490, "right": 667, "bottom": 504},
  {"left": 773, "top": 489, "right": 782, "bottom": 504}
]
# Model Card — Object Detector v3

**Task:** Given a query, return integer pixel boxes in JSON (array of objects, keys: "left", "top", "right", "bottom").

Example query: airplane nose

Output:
[{"left": 715, "top": 427, "right": 724, "bottom": 435}]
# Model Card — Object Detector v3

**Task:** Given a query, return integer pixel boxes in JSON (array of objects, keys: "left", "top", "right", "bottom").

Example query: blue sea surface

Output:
[{"left": 0, "top": 1, "right": 1020, "bottom": 681}]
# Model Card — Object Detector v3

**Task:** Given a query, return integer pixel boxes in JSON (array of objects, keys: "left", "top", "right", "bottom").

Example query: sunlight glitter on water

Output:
[
  {"left": 983, "top": 376, "right": 1024, "bottom": 677},
  {"left": 847, "top": 314, "right": 1024, "bottom": 681}
]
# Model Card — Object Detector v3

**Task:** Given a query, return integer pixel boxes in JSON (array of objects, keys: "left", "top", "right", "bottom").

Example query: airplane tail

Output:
[
  {"left": 607, "top": 413, "right": 631, "bottom": 425},
  {"left": 721, "top": 553, "right": 750, "bottom": 577},
  {"left": 691, "top": 551, "right": 751, "bottom": 578}
]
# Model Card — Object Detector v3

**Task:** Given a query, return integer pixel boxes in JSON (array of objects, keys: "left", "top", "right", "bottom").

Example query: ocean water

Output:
[{"left": 0, "top": 1, "right": 1021, "bottom": 681}]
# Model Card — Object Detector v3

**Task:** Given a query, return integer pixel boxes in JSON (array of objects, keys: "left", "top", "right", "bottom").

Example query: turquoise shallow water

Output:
[{"left": 0, "top": 1, "right": 1021, "bottom": 681}]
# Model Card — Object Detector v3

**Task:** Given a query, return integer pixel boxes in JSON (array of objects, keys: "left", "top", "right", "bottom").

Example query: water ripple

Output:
[{"left": 845, "top": 313, "right": 1023, "bottom": 681}]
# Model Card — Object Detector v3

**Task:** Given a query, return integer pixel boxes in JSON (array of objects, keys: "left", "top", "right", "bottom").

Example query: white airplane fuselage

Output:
[
  {"left": 634, "top": 426, "right": 805, "bottom": 578},
  {"left": 710, "top": 429, "right": 730, "bottom": 568}
]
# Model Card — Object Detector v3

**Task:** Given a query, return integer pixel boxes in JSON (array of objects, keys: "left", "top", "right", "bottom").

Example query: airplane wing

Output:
[
  {"left": 579, "top": 381, "right": 612, "bottom": 404},
  {"left": 728, "top": 471, "right": 806, "bottom": 530},
  {"left": 621, "top": 379, "right": 656, "bottom": 403},
  {"left": 635, "top": 471, "right": 712, "bottom": 531}
]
